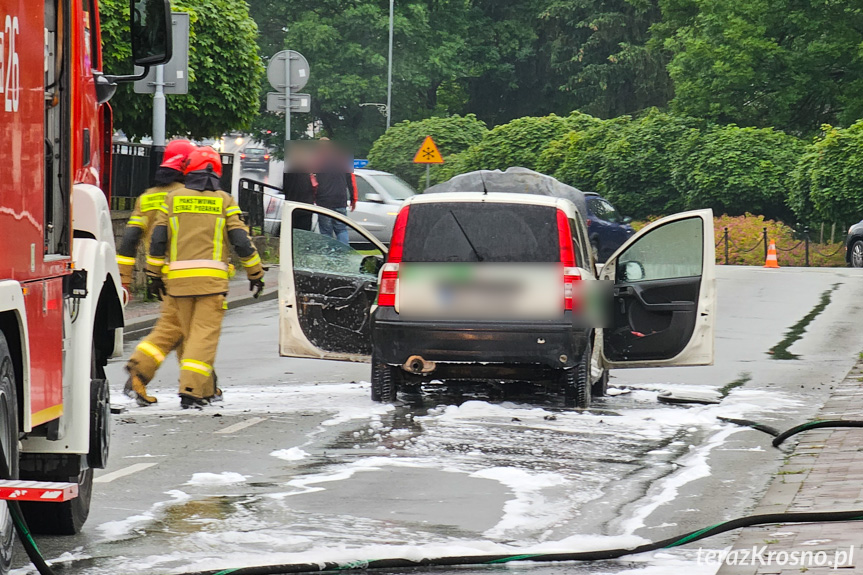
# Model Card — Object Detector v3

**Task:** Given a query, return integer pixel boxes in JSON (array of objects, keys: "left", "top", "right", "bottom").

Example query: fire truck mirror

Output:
[{"left": 130, "top": 0, "right": 173, "bottom": 67}]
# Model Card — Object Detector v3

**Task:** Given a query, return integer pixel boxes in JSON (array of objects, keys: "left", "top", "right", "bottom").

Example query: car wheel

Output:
[
  {"left": 562, "top": 344, "right": 591, "bottom": 408},
  {"left": 852, "top": 239, "right": 863, "bottom": 268},
  {"left": 371, "top": 355, "right": 398, "bottom": 403}
]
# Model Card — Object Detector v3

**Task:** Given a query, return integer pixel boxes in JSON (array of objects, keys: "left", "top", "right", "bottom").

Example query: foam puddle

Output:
[{"left": 73, "top": 382, "right": 797, "bottom": 574}]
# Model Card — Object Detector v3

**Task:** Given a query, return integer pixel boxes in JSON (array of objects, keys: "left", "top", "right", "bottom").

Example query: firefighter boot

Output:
[
  {"left": 180, "top": 394, "right": 210, "bottom": 410},
  {"left": 208, "top": 371, "right": 223, "bottom": 403},
  {"left": 124, "top": 374, "right": 158, "bottom": 407}
]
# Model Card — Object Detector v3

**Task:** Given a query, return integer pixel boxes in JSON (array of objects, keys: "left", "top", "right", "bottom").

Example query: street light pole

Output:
[{"left": 386, "top": 0, "right": 393, "bottom": 129}]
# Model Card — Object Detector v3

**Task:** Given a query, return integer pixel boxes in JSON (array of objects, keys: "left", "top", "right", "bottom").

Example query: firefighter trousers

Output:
[{"left": 127, "top": 293, "right": 225, "bottom": 399}]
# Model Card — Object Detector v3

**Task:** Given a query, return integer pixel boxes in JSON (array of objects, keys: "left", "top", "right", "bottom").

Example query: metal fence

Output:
[
  {"left": 238, "top": 177, "right": 282, "bottom": 234},
  {"left": 717, "top": 227, "right": 846, "bottom": 266},
  {"left": 110, "top": 142, "right": 234, "bottom": 211}
]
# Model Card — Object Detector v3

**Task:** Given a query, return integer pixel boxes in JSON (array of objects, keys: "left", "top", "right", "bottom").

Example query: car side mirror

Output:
[
  {"left": 360, "top": 255, "right": 384, "bottom": 276},
  {"left": 621, "top": 261, "right": 645, "bottom": 282},
  {"left": 365, "top": 193, "right": 384, "bottom": 203},
  {"left": 622, "top": 216, "right": 632, "bottom": 224},
  {"left": 130, "top": 0, "right": 172, "bottom": 66}
]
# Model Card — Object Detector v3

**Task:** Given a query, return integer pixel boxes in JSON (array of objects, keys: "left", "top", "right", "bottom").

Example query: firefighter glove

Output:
[
  {"left": 250, "top": 278, "right": 265, "bottom": 299},
  {"left": 146, "top": 274, "right": 166, "bottom": 301}
]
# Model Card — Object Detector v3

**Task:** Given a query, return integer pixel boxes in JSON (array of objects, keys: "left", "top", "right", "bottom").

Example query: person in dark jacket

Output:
[
  {"left": 283, "top": 142, "right": 316, "bottom": 231},
  {"left": 311, "top": 138, "right": 357, "bottom": 244}
]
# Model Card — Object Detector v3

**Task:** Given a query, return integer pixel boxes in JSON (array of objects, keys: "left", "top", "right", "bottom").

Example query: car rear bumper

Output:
[{"left": 371, "top": 307, "right": 589, "bottom": 370}]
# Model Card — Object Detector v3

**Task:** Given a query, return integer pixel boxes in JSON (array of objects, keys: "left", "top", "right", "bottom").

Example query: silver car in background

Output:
[
  {"left": 349, "top": 169, "right": 417, "bottom": 244},
  {"left": 262, "top": 169, "right": 417, "bottom": 245}
]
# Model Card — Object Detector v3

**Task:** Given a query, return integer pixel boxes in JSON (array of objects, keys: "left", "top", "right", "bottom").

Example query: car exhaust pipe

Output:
[{"left": 403, "top": 355, "right": 436, "bottom": 374}]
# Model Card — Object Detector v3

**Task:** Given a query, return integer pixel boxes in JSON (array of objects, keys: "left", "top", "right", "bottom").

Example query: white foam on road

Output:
[
  {"left": 471, "top": 467, "right": 568, "bottom": 539},
  {"left": 95, "top": 490, "right": 190, "bottom": 541},
  {"left": 270, "top": 447, "right": 310, "bottom": 461},
  {"left": 185, "top": 472, "right": 250, "bottom": 485}
]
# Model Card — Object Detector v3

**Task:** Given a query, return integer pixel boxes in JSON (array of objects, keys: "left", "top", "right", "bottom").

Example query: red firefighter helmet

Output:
[
  {"left": 160, "top": 139, "right": 196, "bottom": 171},
  {"left": 184, "top": 146, "right": 223, "bottom": 178}
]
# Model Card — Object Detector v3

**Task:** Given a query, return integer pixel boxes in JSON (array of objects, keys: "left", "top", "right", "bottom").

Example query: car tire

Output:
[
  {"left": 371, "top": 355, "right": 398, "bottom": 403},
  {"left": 851, "top": 239, "right": 863, "bottom": 268},
  {"left": 562, "top": 344, "right": 591, "bottom": 409},
  {"left": 591, "top": 368, "right": 609, "bottom": 397}
]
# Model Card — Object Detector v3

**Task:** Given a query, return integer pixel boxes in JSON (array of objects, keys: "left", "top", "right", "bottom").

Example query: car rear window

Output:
[
  {"left": 402, "top": 202, "right": 560, "bottom": 262},
  {"left": 245, "top": 148, "right": 266, "bottom": 155}
]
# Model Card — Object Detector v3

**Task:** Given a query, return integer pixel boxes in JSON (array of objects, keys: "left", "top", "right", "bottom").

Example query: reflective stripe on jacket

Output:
[
  {"left": 116, "top": 181, "right": 184, "bottom": 284},
  {"left": 147, "top": 188, "right": 264, "bottom": 297}
]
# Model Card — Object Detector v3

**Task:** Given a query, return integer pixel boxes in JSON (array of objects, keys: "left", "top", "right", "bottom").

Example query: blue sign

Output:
[{"left": 353, "top": 159, "right": 369, "bottom": 169}]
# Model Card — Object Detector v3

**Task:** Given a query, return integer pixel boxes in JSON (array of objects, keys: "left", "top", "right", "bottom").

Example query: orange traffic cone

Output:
[{"left": 764, "top": 240, "right": 780, "bottom": 268}]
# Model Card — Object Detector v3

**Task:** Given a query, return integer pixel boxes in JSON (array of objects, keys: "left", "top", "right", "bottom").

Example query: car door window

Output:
[
  {"left": 617, "top": 217, "right": 702, "bottom": 282},
  {"left": 355, "top": 177, "right": 375, "bottom": 202},
  {"left": 289, "top": 207, "right": 385, "bottom": 356}
]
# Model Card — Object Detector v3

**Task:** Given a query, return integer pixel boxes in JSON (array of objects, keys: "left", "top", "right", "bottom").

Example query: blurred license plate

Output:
[{"left": 399, "top": 263, "right": 561, "bottom": 319}]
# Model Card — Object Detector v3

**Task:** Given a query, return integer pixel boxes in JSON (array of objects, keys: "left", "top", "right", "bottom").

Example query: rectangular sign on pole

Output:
[
  {"left": 134, "top": 13, "right": 190, "bottom": 95},
  {"left": 266, "top": 92, "right": 312, "bottom": 113}
]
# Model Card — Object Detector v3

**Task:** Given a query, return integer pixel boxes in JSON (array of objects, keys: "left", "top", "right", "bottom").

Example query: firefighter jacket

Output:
[
  {"left": 147, "top": 188, "right": 264, "bottom": 297},
  {"left": 116, "top": 181, "right": 184, "bottom": 285}
]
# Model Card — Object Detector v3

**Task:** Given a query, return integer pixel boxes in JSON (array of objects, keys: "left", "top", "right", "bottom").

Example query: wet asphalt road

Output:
[{"left": 13, "top": 266, "right": 863, "bottom": 575}]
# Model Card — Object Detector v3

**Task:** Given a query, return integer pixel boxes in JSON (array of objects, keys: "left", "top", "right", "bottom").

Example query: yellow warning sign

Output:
[{"left": 413, "top": 135, "right": 444, "bottom": 164}]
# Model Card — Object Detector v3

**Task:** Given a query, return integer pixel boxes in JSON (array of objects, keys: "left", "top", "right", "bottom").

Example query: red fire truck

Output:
[{"left": 0, "top": 0, "right": 171, "bottom": 566}]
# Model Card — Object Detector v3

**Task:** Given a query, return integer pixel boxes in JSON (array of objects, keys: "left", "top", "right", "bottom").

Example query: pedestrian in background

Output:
[
  {"left": 311, "top": 137, "right": 357, "bottom": 244},
  {"left": 283, "top": 141, "right": 316, "bottom": 231},
  {"left": 125, "top": 147, "right": 265, "bottom": 409}
]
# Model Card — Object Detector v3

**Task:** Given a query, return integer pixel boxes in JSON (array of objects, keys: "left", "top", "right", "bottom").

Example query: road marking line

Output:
[
  {"left": 94, "top": 463, "right": 158, "bottom": 484},
  {"left": 214, "top": 417, "right": 267, "bottom": 435}
]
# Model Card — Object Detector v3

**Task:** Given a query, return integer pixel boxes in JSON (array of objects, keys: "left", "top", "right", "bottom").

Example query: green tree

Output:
[
  {"left": 536, "top": 116, "right": 630, "bottom": 194},
  {"left": 101, "top": 0, "right": 264, "bottom": 139},
  {"left": 790, "top": 122, "right": 863, "bottom": 228},
  {"left": 656, "top": 0, "right": 863, "bottom": 135},
  {"left": 597, "top": 110, "right": 702, "bottom": 218},
  {"left": 542, "top": 0, "right": 672, "bottom": 118},
  {"left": 445, "top": 113, "right": 599, "bottom": 177},
  {"left": 247, "top": 0, "right": 483, "bottom": 156},
  {"left": 367, "top": 114, "right": 488, "bottom": 189},
  {"left": 672, "top": 125, "right": 804, "bottom": 222}
]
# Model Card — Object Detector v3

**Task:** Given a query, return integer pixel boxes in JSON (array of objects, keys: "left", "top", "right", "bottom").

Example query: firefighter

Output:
[
  {"left": 125, "top": 146, "right": 265, "bottom": 409},
  {"left": 118, "top": 139, "right": 197, "bottom": 407},
  {"left": 116, "top": 138, "right": 197, "bottom": 291}
]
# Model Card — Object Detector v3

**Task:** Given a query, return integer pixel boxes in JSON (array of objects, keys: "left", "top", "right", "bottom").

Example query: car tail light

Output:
[
  {"left": 378, "top": 205, "right": 410, "bottom": 307},
  {"left": 557, "top": 210, "right": 581, "bottom": 311},
  {"left": 264, "top": 155, "right": 270, "bottom": 160},
  {"left": 240, "top": 153, "right": 246, "bottom": 159}
]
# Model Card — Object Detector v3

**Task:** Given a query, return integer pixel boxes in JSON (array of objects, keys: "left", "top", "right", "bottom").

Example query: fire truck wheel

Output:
[
  {"left": 0, "top": 332, "right": 20, "bottom": 574},
  {"left": 19, "top": 456, "right": 93, "bottom": 535},
  {"left": 88, "top": 345, "right": 110, "bottom": 470}
]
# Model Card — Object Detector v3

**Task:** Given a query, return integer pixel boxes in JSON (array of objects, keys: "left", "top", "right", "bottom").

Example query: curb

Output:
[{"left": 122, "top": 288, "right": 279, "bottom": 341}]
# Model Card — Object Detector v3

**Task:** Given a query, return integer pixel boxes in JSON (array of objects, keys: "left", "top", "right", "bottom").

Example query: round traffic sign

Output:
[{"left": 267, "top": 50, "right": 310, "bottom": 92}]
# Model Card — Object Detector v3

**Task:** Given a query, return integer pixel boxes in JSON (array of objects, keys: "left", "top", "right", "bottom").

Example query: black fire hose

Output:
[
  {"left": 718, "top": 417, "right": 863, "bottom": 447},
  {"left": 173, "top": 510, "right": 863, "bottom": 575},
  {"left": 4, "top": 418, "right": 863, "bottom": 575},
  {"left": 0, "top": 445, "right": 56, "bottom": 575}
]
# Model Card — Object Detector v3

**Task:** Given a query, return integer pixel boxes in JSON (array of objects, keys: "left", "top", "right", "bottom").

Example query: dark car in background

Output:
[
  {"left": 240, "top": 147, "right": 270, "bottom": 172},
  {"left": 584, "top": 193, "right": 634, "bottom": 263}
]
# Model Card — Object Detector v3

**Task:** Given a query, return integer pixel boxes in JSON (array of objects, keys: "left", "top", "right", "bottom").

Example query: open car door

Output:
[
  {"left": 279, "top": 202, "right": 388, "bottom": 361},
  {"left": 599, "top": 209, "right": 715, "bottom": 368}
]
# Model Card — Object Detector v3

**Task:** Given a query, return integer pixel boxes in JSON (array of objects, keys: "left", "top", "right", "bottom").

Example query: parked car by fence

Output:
[{"left": 242, "top": 169, "right": 417, "bottom": 245}]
